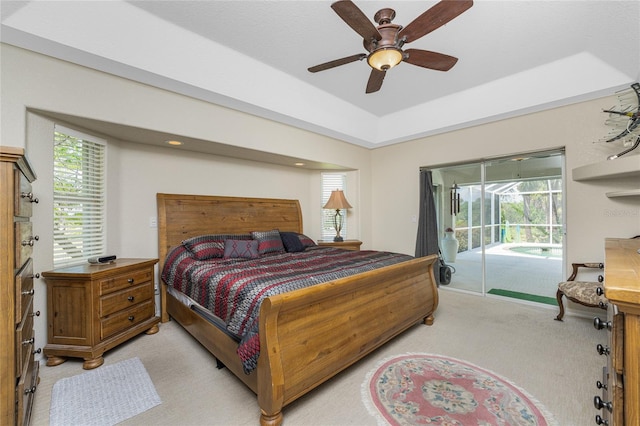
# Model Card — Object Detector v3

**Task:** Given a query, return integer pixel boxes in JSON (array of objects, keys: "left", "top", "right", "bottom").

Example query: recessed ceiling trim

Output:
[{"left": 2, "top": 0, "right": 639, "bottom": 149}]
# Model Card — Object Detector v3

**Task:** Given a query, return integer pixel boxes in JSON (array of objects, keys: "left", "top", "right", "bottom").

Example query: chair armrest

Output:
[{"left": 567, "top": 262, "right": 603, "bottom": 281}]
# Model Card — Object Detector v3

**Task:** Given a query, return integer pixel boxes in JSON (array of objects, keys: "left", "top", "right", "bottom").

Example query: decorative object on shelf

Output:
[
  {"left": 600, "top": 82, "right": 640, "bottom": 160},
  {"left": 323, "top": 189, "right": 352, "bottom": 242},
  {"left": 450, "top": 182, "right": 460, "bottom": 215},
  {"left": 441, "top": 227, "right": 459, "bottom": 263}
]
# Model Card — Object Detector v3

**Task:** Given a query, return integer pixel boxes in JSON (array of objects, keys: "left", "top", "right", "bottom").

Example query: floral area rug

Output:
[{"left": 362, "top": 353, "right": 557, "bottom": 426}]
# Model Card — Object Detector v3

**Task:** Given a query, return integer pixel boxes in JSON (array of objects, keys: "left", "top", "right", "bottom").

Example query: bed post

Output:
[
  {"left": 258, "top": 297, "right": 285, "bottom": 426},
  {"left": 156, "top": 194, "right": 170, "bottom": 323}
]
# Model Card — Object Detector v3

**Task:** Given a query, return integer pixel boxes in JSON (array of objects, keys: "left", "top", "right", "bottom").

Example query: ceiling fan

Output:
[{"left": 308, "top": 0, "right": 473, "bottom": 94}]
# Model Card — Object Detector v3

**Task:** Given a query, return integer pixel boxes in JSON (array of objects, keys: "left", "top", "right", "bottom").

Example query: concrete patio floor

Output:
[{"left": 441, "top": 243, "right": 563, "bottom": 302}]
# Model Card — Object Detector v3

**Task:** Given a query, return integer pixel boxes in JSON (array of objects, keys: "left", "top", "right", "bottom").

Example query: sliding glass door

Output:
[{"left": 428, "top": 150, "right": 564, "bottom": 303}]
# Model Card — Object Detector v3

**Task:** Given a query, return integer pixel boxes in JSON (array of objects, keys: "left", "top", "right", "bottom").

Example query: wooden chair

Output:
[{"left": 555, "top": 262, "right": 607, "bottom": 321}]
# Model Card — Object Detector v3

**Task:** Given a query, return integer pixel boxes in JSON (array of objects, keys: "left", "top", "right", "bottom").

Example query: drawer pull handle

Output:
[
  {"left": 21, "top": 235, "right": 39, "bottom": 246},
  {"left": 596, "top": 286, "right": 604, "bottom": 296},
  {"left": 30, "top": 310, "right": 41, "bottom": 317},
  {"left": 127, "top": 296, "right": 135, "bottom": 302},
  {"left": 593, "top": 317, "right": 612, "bottom": 331},
  {"left": 22, "top": 289, "right": 35, "bottom": 296},
  {"left": 127, "top": 278, "right": 134, "bottom": 284},
  {"left": 598, "top": 274, "right": 604, "bottom": 283},
  {"left": 593, "top": 396, "right": 612, "bottom": 412},
  {"left": 33, "top": 348, "right": 42, "bottom": 355},
  {"left": 128, "top": 315, "right": 135, "bottom": 322},
  {"left": 29, "top": 273, "right": 40, "bottom": 279},
  {"left": 21, "top": 192, "right": 39, "bottom": 203},
  {"left": 596, "top": 344, "right": 610, "bottom": 356},
  {"left": 596, "top": 380, "right": 607, "bottom": 390},
  {"left": 22, "top": 337, "right": 34, "bottom": 346},
  {"left": 595, "top": 415, "right": 609, "bottom": 425},
  {"left": 24, "top": 386, "right": 36, "bottom": 395}
]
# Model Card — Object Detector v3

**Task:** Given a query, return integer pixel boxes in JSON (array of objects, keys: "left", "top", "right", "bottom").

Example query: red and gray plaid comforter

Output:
[{"left": 162, "top": 245, "right": 413, "bottom": 373}]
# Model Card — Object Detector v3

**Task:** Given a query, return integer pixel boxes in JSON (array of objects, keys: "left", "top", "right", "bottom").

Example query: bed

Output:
[{"left": 157, "top": 193, "right": 438, "bottom": 426}]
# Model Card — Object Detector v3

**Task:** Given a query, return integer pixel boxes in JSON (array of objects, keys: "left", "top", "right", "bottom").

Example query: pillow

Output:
[
  {"left": 297, "top": 233, "right": 316, "bottom": 248},
  {"left": 280, "top": 231, "right": 305, "bottom": 253},
  {"left": 223, "top": 239, "right": 259, "bottom": 260},
  {"left": 182, "top": 233, "right": 252, "bottom": 260},
  {"left": 251, "top": 229, "right": 285, "bottom": 255}
]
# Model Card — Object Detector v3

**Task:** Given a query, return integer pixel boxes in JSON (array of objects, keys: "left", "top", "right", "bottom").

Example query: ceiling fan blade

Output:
[
  {"left": 403, "top": 49, "right": 458, "bottom": 71},
  {"left": 398, "top": 0, "right": 473, "bottom": 44},
  {"left": 308, "top": 53, "right": 367, "bottom": 73},
  {"left": 331, "top": 0, "right": 382, "bottom": 42},
  {"left": 366, "top": 69, "right": 385, "bottom": 93}
]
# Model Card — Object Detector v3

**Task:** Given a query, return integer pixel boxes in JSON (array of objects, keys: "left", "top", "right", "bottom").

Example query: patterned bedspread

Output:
[{"left": 162, "top": 245, "right": 413, "bottom": 373}]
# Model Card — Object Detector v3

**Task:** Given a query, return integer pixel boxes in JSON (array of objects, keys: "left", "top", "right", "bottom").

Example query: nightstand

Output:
[
  {"left": 317, "top": 240, "right": 362, "bottom": 251},
  {"left": 42, "top": 258, "right": 160, "bottom": 369}
]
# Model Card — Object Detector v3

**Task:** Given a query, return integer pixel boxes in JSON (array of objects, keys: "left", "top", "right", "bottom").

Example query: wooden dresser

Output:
[
  {"left": 1, "top": 146, "right": 40, "bottom": 426},
  {"left": 42, "top": 258, "right": 160, "bottom": 369},
  {"left": 593, "top": 238, "right": 640, "bottom": 425}
]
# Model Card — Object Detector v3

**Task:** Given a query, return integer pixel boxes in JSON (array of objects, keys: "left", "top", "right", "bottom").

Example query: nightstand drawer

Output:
[
  {"left": 100, "top": 284, "right": 154, "bottom": 317},
  {"left": 99, "top": 268, "right": 153, "bottom": 295},
  {"left": 101, "top": 300, "right": 154, "bottom": 340}
]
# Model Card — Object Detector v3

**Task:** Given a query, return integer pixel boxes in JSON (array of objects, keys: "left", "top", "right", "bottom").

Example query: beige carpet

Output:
[{"left": 31, "top": 290, "right": 604, "bottom": 426}]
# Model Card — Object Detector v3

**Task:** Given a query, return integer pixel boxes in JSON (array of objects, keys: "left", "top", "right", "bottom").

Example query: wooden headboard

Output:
[{"left": 156, "top": 193, "right": 303, "bottom": 269}]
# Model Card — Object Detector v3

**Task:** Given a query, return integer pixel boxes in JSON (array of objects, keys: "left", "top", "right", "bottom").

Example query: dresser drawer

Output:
[
  {"left": 99, "top": 268, "right": 153, "bottom": 296},
  {"left": 15, "top": 301, "right": 34, "bottom": 377},
  {"left": 611, "top": 310, "right": 624, "bottom": 376},
  {"left": 16, "top": 350, "right": 38, "bottom": 426},
  {"left": 100, "top": 283, "right": 154, "bottom": 317},
  {"left": 100, "top": 300, "right": 154, "bottom": 340},
  {"left": 15, "top": 258, "right": 34, "bottom": 325},
  {"left": 14, "top": 168, "right": 34, "bottom": 218},
  {"left": 15, "top": 221, "right": 35, "bottom": 268}
]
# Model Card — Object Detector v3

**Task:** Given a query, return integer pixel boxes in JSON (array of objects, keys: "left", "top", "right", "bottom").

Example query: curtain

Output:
[{"left": 415, "top": 170, "right": 440, "bottom": 259}]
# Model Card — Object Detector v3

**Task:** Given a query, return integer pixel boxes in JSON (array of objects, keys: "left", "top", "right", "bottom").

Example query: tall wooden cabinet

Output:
[
  {"left": 594, "top": 238, "right": 640, "bottom": 425},
  {"left": 1, "top": 147, "right": 40, "bottom": 425}
]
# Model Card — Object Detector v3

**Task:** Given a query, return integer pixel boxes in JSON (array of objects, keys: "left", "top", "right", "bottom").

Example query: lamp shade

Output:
[
  {"left": 367, "top": 48, "right": 403, "bottom": 71},
  {"left": 323, "top": 190, "right": 352, "bottom": 210}
]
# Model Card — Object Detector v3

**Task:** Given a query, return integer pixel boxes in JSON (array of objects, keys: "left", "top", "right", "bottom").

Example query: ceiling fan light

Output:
[{"left": 367, "top": 48, "right": 403, "bottom": 71}]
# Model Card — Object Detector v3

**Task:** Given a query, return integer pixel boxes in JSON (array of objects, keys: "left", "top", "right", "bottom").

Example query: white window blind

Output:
[
  {"left": 321, "top": 173, "right": 347, "bottom": 240},
  {"left": 53, "top": 126, "right": 106, "bottom": 267}
]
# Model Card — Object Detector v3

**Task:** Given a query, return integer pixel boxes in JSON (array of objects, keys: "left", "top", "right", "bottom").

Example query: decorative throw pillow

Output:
[
  {"left": 182, "top": 233, "right": 252, "bottom": 260},
  {"left": 223, "top": 239, "right": 259, "bottom": 259},
  {"left": 297, "top": 233, "right": 316, "bottom": 248},
  {"left": 280, "top": 231, "right": 305, "bottom": 253},
  {"left": 251, "top": 229, "right": 285, "bottom": 255}
]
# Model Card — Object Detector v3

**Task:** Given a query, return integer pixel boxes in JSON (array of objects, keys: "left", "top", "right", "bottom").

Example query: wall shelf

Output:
[
  {"left": 572, "top": 154, "right": 640, "bottom": 181},
  {"left": 572, "top": 154, "right": 640, "bottom": 199},
  {"left": 606, "top": 189, "right": 640, "bottom": 198}
]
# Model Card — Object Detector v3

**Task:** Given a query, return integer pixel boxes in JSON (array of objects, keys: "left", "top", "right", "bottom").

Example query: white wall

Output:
[
  {"left": 2, "top": 44, "right": 372, "bottom": 360},
  {"left": 3, "top": 42, "right": 639, "bottom": 361}
]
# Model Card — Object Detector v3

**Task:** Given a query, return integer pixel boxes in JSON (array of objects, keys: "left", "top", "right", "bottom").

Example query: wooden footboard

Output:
[{"left": 257, "top": 255, "right": 438, "bottom": 426}]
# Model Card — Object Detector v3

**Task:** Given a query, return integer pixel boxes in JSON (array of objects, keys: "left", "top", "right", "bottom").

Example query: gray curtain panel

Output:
[{"left": 415, "top": 170, "right": 440, "bottom": 258}]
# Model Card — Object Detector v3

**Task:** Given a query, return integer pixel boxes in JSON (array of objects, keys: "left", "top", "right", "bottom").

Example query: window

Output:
[
  {"left": 53, "top": 126, "right": 106, "bottom": 267},
  {"left": 321, "top": 173, "right": 347, "bottom": 240}
]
